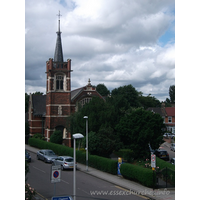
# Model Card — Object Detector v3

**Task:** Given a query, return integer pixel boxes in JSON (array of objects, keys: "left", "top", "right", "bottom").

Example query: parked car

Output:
[
  {"left": 170, "top": 158, "right": 175, "bottom": 165},
  {"left": 154, "top": 149, "right": 169, "bottom": 161},
  {"left": 170, "top": 143, "right": 175, "bottom": 152},
  {"left": 37, "top": 149, "right": 58, "bottom": 163},
  {"left": 163, "top": 133, "right": 175, "bottom": 139},
  {"left": 52, "top": 156, "right": 77, "bottom": 170},
  {"left": 25, "top": 150, "right": 31, "bottom": 162},
  {"left": 170, "top": 134, "right": 175, "bottom": 139}
]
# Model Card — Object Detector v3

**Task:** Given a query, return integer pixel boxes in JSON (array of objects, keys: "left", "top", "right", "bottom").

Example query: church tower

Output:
[{"left": 45, "top": 11, "right": 73, "bottom": 146}]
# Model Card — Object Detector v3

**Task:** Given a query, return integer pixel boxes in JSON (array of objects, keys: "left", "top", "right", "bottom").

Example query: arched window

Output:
[{"left": 56, "top": 75, "right": 63, "bottom": 90}]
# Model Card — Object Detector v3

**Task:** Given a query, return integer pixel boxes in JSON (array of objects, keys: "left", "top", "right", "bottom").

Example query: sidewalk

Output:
[{"left": 25, "top": 144, "right": 175, "bottom": 200}]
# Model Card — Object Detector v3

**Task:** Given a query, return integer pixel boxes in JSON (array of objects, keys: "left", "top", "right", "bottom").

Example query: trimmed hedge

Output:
[
  {"left": 120, "top": 163, "right": 156, "bottom": 187},
  {"left": 156, "top": 157, "right": 175, "bottom": 186},
  {"left": 28, "top": 138, "right": 117, "bottom": 175},
  {"left": 156, "top": 157, "right": 175, "bottom": 170}
]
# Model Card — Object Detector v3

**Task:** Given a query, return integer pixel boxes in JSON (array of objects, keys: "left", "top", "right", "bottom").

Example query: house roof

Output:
[
  {"left": 146, "top": 107, "right": 165, "bottom": 117},
  {"left": 165, "top": 107, "right": 175, "bottom": 116},
  {"left": 32, "top": 95, "right": 46, "bottom": 116}
]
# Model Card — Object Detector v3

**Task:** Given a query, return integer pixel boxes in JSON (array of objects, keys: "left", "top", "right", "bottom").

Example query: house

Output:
[
  {"left": 164, "top": 107, "right": 175, "bottom": 134},
  {"left": 28, "top": 13, "right": 104, "bottom": 146},
  {"left": 147, "top": 103, "right": 175, "bottom": 134}
]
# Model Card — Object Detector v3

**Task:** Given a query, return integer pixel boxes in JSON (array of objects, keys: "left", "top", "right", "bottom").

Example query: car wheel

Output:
[
  {"left": 37, "top": 155, "right": 40, "bottom": 160},
  {"left": 44, "top": 158, "right": 47, "bottom": 163},
  {"left": 61, "top": 165, "right": 64, "bottom": 171}
]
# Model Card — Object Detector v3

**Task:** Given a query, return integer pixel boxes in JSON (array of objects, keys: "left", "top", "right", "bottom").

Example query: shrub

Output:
[
  {"left": 50, "top": 130, "right": 63, "bottom": 144},
  {"left": 114, "top": 149, "right": 134, "bottom": 162},
  {"left": 33, "top": 133, "right": 43, "bottom": 139},
  {"left": 156, "top": 157, "right": 175, "bottom": 171},
  {"left": 156, "top": 157, "right": 175, "bottom": 186},
  {"left": 120, "top": 163, "right": 156, "bottom": 187}
]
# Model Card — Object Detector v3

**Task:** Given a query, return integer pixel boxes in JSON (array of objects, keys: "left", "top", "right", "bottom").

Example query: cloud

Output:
[{"left": 25, "top": 0, "right": 175, "bottom": 101}]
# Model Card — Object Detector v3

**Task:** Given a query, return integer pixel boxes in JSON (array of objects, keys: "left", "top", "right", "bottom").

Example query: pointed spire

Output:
[{"left": 54, "top": 10, "right": 63, "bottom": 62}]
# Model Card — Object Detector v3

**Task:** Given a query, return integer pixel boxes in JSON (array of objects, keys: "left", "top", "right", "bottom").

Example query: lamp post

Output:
[
  {"left": 83, "top": 116, "right": 88, "bottom": 171},
  {"left": 73, "top": 133, "right": 84, "bottom": 200}
]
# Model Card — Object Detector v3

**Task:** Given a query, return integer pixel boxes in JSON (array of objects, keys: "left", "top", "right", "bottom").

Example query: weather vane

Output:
[
  {"left": 56, "top": 10, "right": 62, "bottom": 32},
  {"left": 57, "top": 10, "right": 62, "bottom": 20}
]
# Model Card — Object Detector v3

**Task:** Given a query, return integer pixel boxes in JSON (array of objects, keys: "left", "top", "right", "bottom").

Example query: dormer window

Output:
[{"left": 56, "top": 75, "right": 63, "bottom": 90}]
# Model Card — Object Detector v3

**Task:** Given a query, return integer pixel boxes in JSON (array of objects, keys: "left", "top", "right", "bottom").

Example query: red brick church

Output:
[{"left": 28, "top": 12, "right": 104, "bottom": 147}]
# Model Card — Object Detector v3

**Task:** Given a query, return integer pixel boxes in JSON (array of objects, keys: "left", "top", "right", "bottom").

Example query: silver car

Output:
[
  {"left": 52, "top": 156, "right": 77, "bottom": 170},
  {"left": 37, "top": 149, "right": 58, "bottom": 163}
]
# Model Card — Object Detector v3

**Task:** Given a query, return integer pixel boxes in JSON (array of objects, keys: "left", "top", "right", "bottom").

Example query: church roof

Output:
[{"left": 32, "top": 95, "right": 46, "bottom": 116}]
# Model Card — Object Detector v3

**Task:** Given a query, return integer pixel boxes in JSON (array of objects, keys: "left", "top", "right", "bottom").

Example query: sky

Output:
[{"left": 25, "top": 0, "right": 175, "bottom": 101}]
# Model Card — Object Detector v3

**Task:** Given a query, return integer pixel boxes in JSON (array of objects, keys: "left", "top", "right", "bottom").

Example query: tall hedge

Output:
[
  {"left": 156, "top": 157, "right": 175, "bottom": 186},
  {"left": 120, "top": 163, "right": 156, "bottom": 187}
]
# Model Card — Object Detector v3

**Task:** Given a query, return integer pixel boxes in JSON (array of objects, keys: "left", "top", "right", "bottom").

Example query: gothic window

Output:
[{"left": 56, "top": 75, "right": 63, "bottom": 90}]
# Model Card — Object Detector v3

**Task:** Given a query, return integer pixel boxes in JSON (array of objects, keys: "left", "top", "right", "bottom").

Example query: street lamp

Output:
[
  {"left": 73, "top": 133, "right": 84, "bottom": 200},
  {"left": 83, "top": 116, "right": 88, "bottom": 171}
]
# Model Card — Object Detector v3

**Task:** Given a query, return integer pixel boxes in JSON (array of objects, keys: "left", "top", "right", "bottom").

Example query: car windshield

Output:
[
  {"left": 46, "top": 150, "right": 55, "bottom": 155},
  {"left": 160, "top": 151, "right": 167, "bottom": 155},
  {"left": 65, "top": 158, "right": 73, "bottom": 162}
]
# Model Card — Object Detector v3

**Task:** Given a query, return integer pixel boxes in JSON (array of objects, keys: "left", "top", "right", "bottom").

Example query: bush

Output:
[
  {"left": 50, "top": 130, "right": 63, "bottom": 144},
  {"left": 114, "top": 149, "right": 134, "bottom": 162},
  {"left": 156, "top": 157, "right": 175, "bottom": 186},
  {"left": 156, "top": 157, "right": 175, "bottom": 171},
  {"left": 120, "top": 163, "right": 155, "bottom": 187},
  {"left": 88, "top": 155, "right": 117, "bottom": 175}
]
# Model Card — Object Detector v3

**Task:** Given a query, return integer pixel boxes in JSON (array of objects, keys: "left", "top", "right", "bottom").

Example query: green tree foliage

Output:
[
  {"left": 83, "top": 129, "right": 116, "bottom": 158},
  {"left": 116, "top": 108, "right": 164, "bottom": 159},
  {"left": 169, "top": 85, "right": 175, "bottom": 103},
  {"left": 50, "top": 130, "right": 63, "bottom": 144},
  {"left": 138, "top": 93, "right": 161, "bottom": 109},
  {"left": 25, "top": 93, "right": 29, "bottom": 113},
  {"left": 96, "top": 84, "right": 110, "bottom": 96},
  {"left": 111, "top": 84, "right": 140, "bottom": 108}
]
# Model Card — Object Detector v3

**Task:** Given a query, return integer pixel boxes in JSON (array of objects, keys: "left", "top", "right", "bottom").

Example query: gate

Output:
[{"left": 156, "top": 167, "right": 175, "bottom": 188}]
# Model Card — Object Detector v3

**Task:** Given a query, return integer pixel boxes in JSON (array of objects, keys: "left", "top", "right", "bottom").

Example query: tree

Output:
[
  {"left": 83, "top": 128, "right": 117, "bottom": 158},
  {"left": 25, "top": 122, "right": 30, "bottom": 144},
  {"left": 138, "top": 93, "right": 161, "bottom": 109},
  {"left": 116, "top": 108, "right": 164, "bottom": 159},
  {"left": 96, "top": 84, "right": 110, "bottom": 96},
  {"left": 50, "top": 130, "right": 63, "bottom": 144},
  {"left": 111, "top": 84, "right": 140, "bottom": 108},
  {"left": 25, "top": 93, "right": 29, "bottom": 113},
  {"left": 169, "top": 85, "right": 175, "bottom": 103}
]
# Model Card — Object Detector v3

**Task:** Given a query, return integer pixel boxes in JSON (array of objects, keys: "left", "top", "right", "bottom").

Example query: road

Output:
[
  {"left": 26, "top": 151, "right": 147, "bottom": 200},
  {"left": 160, "top": 142, "right": 175, "bottom": 162}
]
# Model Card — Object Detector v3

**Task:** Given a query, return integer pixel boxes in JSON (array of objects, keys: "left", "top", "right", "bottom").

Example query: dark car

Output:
[
  {"left": 154, "top": 149, "right": 169, "bottom": 161},
  {"left": 37, "top": 149, "right": 58, "bottom": 163},
  {"left": 25, "top": 150, "right": 31, "bottom": 162},
  {"left": 170, "top": 158, "right": 175, "bottom": 165}
]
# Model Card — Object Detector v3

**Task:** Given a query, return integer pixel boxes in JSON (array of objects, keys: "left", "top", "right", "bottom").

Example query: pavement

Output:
[{"left": 25, "top": 143, "right": 175, "bottom": 200}]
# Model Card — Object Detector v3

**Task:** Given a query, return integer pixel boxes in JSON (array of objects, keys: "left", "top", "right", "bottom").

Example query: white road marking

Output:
[
  {"left": 33, "top": 166, "right": 46, "bottom": 173},
  {"left": 61, "top": 179, "right": 69, "bottom": 184}
]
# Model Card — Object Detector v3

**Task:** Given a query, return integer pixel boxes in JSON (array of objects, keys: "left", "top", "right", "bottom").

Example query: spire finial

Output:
[
  {"left": 87, "top": 78, "right": 91, "bottom": 86},
  {"left": 57, "top": 10, "right": 62, "bottom": 32}
]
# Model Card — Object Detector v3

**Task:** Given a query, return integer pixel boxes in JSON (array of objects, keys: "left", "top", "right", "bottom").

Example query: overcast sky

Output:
[{"left": 25, "top": 0, "right": 175, "bottom": 101}]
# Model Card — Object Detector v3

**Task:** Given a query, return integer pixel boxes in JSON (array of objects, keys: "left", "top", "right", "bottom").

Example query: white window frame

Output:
[{"left": 168, "top": 116, "right": 172, "bottom": 123}]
